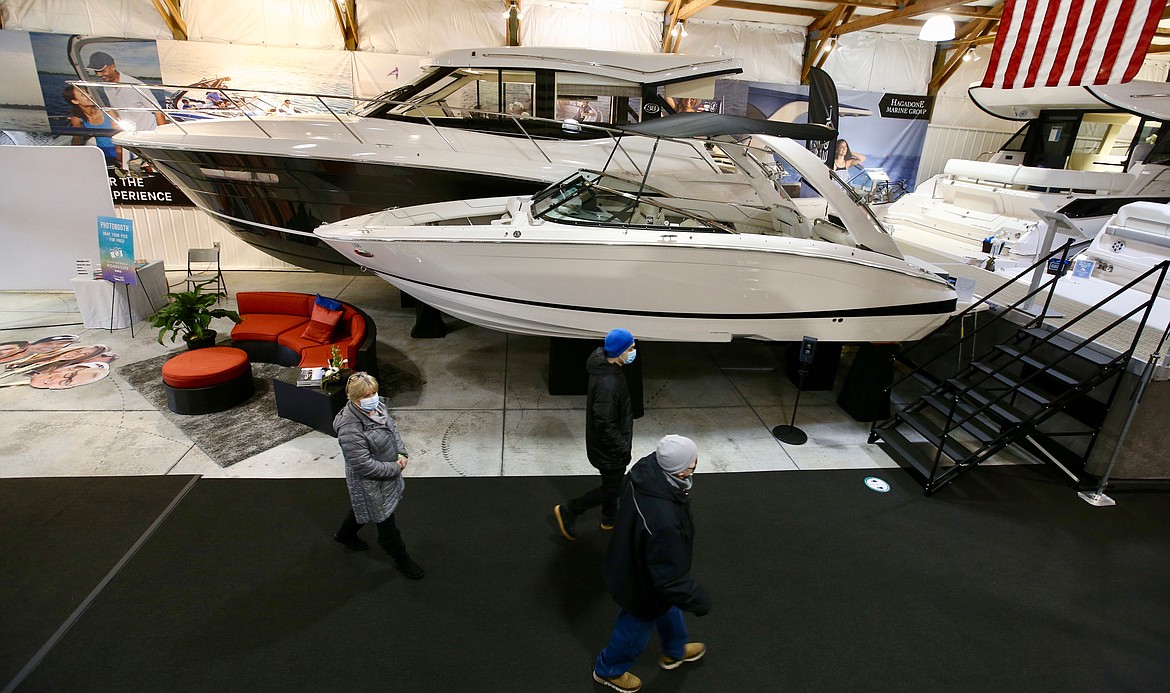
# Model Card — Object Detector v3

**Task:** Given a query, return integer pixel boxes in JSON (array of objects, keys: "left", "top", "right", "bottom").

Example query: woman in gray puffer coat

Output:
[{"left": 332, "top": 372, "right": 424, "bottom": 579}]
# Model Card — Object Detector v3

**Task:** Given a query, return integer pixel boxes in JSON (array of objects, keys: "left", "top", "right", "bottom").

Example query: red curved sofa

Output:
[{"left": 229, "top": 292, "right": 378, "bottom": 373}]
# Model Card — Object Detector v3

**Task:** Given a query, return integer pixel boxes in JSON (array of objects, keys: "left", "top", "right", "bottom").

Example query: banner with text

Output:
[{"left": 98, "top": 216, "right": 136, "bottom": 285}]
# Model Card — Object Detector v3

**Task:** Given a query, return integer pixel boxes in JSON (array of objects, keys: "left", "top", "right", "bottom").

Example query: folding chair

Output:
[{"left": 185, "top": 247, "right": 226, "bottom": 296}]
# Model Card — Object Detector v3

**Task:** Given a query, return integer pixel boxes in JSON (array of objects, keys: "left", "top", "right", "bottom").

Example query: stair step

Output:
[
  {"left": 944, "top": 377, "right": 1033, "bottom": 426},
  {"left": 968, "top": 363, "right": 1056, "bottom": 406},
  {"left": 920, "top": 394, "right": 1002, "bottom": 443},
  {"left": 891, "top": 408, "right": 980, "bottom": 462},
  {"left": 1019, "top": 328, "right": 1119, "bottom": 366},
  {"left": 993, "top": 346, "right": 1079, "bottom": 387},
  {"left": 871, "top": 426, "right": 947, "bottom": 482}
]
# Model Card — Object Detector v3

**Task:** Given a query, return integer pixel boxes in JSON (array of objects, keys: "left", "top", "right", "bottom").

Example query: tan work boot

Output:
[
  {"left": 592, "top": 670, "right": 641, "bottom": 692},
  {"left": 659, "top": 642, "right": 706, "bottom": 670}
]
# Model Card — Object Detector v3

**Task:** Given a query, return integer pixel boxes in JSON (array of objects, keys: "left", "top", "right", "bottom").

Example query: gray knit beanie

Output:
[{"left": 656, "top": 435, "right": 697, "bottom": 473}]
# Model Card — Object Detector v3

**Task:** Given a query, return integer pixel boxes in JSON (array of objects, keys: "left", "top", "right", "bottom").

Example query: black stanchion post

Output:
[{"left": 773, "top": 336, "right": 817, "bottom": 445}]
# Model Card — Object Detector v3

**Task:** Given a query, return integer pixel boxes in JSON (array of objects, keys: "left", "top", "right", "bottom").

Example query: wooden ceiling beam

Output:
[
  {"left": 834, "top": 0, "right": 979, "bottom": 35},
  {"left": 678, "top": 0, "right": 725, "bottom": 21},
  {"left": 150, "top": 0, "right": 188, "bottom": 40},
  {"left": 713, "top": 1, "right": 834, "bottom": 19}
]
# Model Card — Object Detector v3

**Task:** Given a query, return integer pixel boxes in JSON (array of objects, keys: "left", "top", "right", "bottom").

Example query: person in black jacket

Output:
[
  {"left": 592, "top": 435, "right": 710, "bottom": 693},
  {"left": 554, "top": 328, "right": 636, "bottom": 540}
]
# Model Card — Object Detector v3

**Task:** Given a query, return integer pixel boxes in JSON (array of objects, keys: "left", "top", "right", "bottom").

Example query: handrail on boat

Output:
[{"left": 73, "top": 80, "right": 753, "bottom": 181}]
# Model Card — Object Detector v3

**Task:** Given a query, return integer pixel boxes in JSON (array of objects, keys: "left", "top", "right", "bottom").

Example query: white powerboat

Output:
[
  {"left": 314, "top": 135, "right": 957, "bottom": 343},
  {"left": 884, "top": 81, "right": 1170, "bottom": 262},
  {"left": 108, "top": 47, "right": 751, "bottom": 273}
]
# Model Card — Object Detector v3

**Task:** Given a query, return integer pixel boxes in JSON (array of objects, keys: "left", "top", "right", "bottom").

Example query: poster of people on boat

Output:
[
  {"left": 19, "top": 31, "right": 192, "bottom": 206},
  {"left": 746, "top": 82, "right": 932, "bottom": 206}
]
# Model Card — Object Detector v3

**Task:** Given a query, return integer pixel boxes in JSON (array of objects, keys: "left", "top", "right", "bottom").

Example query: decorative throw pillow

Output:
[
  {"left": 315, "top": 293, "right": 343, "bottom": 312},
  {"left": 302, "top": 302, "right": 344, "bottom": 343}
]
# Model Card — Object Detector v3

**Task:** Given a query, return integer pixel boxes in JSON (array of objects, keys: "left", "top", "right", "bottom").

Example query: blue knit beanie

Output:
[{"left": 604, "top": 328, "right": 635, "bottom": 358}]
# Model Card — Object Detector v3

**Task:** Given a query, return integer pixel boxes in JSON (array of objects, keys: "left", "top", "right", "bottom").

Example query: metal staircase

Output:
[{"left": 870, "top": 243, "right": 1169, "bottom": 495}]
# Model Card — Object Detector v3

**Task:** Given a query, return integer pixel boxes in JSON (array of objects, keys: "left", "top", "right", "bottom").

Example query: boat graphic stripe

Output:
[{"left": 386, "top": 274, "right": 957, "bottom": 320}]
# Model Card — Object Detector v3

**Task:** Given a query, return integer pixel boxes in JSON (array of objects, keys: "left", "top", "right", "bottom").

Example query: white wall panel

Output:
[
  {"left": 358, "top": 0, "right": 503, "bottom": 54},
  {"left": 119, "top": 205, "right": 298, "bottom": 272},
  {"left": 0, "top": 146, "right": 110, "bottom": 290},
  {"left": 521, "top": 1, "right": 660, "bottom": 52},
  {"left": 824, "top": 32, "right": 932, "bottom": 94},
  {"left": 916, "top": 125, "right": 1016, "bottom": 186},
  {"left": 183, "top": 0, "right": 344, "bottom": 49},
  {"left": 684, "top": 19, "right": 802, "bottom": 84},
  {"left": 0, "top": 0, "right": 170, "bottom": 38}
]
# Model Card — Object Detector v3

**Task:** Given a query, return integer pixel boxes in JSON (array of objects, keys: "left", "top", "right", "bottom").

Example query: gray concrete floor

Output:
[{"left": 0, "top": 270, "right": 962, "bottom": 480}]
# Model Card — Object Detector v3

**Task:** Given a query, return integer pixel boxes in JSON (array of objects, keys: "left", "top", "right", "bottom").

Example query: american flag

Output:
[{"left": 981, "top": 0, "right": 1164, "bottom": 89}]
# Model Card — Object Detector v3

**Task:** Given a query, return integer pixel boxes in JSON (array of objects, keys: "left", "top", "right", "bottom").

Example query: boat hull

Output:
[
  {"left": 134, "top": 145, "right": 549, "bottom": 273},
  {"left": 320, "top": 232, "right": 956, "bottom": 343}
]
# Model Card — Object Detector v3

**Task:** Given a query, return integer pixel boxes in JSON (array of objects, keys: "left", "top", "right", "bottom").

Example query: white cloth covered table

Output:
[{"left": 71, "top": 260, "right": 168, "bottom": 330}]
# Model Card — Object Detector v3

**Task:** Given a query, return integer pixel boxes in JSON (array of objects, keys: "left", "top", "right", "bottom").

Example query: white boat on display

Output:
[
  {"left": 314, "top": 135, "right": 957, "bottom": 343},
  {"left": 1080, "top": 200, "right": 1170, "bottom": 293},
  {"left": 107, "top": 46, "right": 760, "bottom": 273},
  {"left": 884, "top": 81, "right": 1170, "bottom": 263}
]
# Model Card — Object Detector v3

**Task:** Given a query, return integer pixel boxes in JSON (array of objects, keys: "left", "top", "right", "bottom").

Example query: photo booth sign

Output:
[{"left": 98, "top": 215, "right": 135, "bottom": 285}]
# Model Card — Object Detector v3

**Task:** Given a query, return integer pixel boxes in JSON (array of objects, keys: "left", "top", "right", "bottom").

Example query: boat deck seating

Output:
[
  {"left": 943, "top": 159, "right": 1134, "bottom": 195},
  {"left": 1102, "top": 202, "right": 1170, "bottom": 249}
]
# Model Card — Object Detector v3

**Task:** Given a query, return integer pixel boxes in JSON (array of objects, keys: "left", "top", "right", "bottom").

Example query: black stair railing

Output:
[
  {"left": 871, "top": 247, "right": 1170, "bottom": 494},
  {"left": 874, "top": 240, "right": 1076, "bottom": 424},
  {"left": 934, "top": 261, "right": 1169, "bottom": 438}
]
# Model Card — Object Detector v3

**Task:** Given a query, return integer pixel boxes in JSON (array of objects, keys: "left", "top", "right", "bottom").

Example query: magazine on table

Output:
[{"left": 297, "top": 367, "right": 326, "bottom": 387}]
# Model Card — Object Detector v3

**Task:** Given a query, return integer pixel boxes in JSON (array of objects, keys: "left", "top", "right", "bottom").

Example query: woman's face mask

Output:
[
  {"left": 624, "top": 349, "right": 637, "bottom": 365},
  {"left": 358, "top": 394, "right": 380, "bottom": 411}
]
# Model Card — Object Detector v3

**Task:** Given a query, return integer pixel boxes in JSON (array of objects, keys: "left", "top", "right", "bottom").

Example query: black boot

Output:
[{"left": 393, "top": 554, "right": 425, "bottom": 579}]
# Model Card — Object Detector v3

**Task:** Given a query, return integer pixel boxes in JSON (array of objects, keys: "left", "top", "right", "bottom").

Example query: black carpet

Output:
[
  {"left": 0, "top": 476, "right": 196, "bottom": 687},
  {"left": 5, "top": 469, "right": 1170, "bottom": 693}
]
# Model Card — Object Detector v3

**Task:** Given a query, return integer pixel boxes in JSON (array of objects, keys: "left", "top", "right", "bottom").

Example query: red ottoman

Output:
[{"left": 161, "top": 346, "right": 254, "bottom": 415}]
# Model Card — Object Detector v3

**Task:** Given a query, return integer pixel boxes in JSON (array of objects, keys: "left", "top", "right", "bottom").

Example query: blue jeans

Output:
[{"left": 594, "top": 607, "right": 688, "bottom": 677}]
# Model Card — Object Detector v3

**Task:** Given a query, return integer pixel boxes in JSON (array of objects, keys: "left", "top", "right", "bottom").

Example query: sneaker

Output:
[
  {"left": 592, "top": 670, "right": 641, "bottom": 692},
  {"left": 659, "top": 642, "right": 706, "bottom": 670},
  {"left": 394, "top": 558, "right": 426, "bottom": 579},
  {"left": 334, "top": 534, "right": 369, "bottom": 551},
  {"left": 599, "top": 520, "right": 615, "bottom": 531},
  {"left": 554, "top": 504, "right": 577, "bottom": 541}
]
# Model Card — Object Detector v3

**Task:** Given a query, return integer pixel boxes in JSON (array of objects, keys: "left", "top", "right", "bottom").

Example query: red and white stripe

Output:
[{"left": 981, "top": 0, "right": 1163, "bottom": 89}]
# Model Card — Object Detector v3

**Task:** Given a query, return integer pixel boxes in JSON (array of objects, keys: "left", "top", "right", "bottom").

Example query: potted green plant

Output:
[{"left": 149, "top": 280, "right": 242, "bottom": 350}]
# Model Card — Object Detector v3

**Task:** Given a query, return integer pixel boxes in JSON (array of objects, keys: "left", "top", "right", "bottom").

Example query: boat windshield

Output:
[{"left": 530, "top": 172, "right": 734, "bottom": 232}]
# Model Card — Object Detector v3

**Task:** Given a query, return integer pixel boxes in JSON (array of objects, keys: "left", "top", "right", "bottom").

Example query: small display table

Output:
[
  {"left": 71, "top": 260, "right": 168, "bottom": 330},
  {"left": 272, "top": 368, "right": 350, "bottom": 436}
]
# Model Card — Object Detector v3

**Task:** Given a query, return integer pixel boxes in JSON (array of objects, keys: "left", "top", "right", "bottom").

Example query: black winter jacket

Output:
[
  {"left": 603, "top": 453, "right": 711, "bottom": 620},
  {"left": 585, "top": 347, "right": 633, "bottom": 472}
]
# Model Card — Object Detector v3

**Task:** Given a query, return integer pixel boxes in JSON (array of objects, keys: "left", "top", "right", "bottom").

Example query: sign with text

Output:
[
  {"left": 108, "top": 171, "right": 193, "bottom": 207},
  {"left": 98, "top": 216, "right": 136, "bottom": 285},
  {"left": 877, "top": 93, "right": 933, "bottom": 120}
]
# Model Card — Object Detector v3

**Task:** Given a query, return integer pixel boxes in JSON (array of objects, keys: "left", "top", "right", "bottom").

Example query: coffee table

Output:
[{"left": 272, "top": 368, "right": 350, "bottom": 436}]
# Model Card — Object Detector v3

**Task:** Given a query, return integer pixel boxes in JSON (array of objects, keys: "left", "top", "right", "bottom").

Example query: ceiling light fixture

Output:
[
  {"left": 963, "top": 47, "right": 981, "bottom": 62},
  {"left": 823, "top": 36, "right": 836, "bottom": 53},
  {"left": 918, "top": 14, "right": 956, "bottom": 42},
  {"left": 670, "top": 20, "right": 688, "bottom": 38}
]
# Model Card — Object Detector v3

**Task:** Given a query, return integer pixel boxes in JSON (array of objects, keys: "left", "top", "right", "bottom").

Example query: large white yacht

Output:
[{"left": 109, "top": 47, "right": 749, "bottom": 273}]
